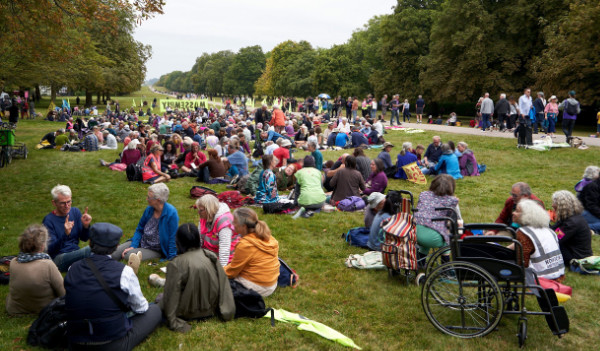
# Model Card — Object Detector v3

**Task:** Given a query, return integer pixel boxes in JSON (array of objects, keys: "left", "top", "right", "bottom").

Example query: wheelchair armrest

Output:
[{"left": 462, "top": 235, "right": 515, "bottom": 244}]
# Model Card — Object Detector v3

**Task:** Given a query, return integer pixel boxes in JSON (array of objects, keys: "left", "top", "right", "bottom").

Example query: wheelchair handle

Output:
[
  {"left": 462, "top": 236, "right": 515, "bottom": 243},
  {"left": 434, "top": 207, "right": 458, "bottom": 217},
  {"left": 431, "top": 216, "right": 457, "bottom": 236},
  {"left": 463, "top": 223, "right": 517, "bottom": 238}
]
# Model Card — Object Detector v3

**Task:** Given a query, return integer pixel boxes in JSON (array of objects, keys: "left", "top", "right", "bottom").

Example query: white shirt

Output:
[
  {"left": 119, "top": 264, "right": 149, "bottom": 314},
  {"left": 265, "top": 144, "right": 278, "bottom": 155},
  {"left": 373, "top": 121, "right": 383, "bottom": 136},
  {"left": 518, "top": 94, "right": 532, "bottom": 116}
]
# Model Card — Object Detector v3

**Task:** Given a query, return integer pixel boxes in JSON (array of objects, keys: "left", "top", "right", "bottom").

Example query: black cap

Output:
[{"left": 90, "top": 223, "right": 123, "bottom": 247}]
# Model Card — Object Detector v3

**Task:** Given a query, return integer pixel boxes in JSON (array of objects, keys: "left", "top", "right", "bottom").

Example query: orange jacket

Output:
[
  {"left": 224, "top": 233, "right": 280, "bottom": 287},
  {"left": 272, "top": 109, "right": 285, "bottom": 127}
]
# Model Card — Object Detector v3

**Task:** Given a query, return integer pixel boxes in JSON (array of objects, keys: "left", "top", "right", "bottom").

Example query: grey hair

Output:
[
  {"left": 457, "top": 141, "right": 468, "bottom": 149},
  {"left": 400, "top": 142, "right": 412, "bottom": 156},
  {"left": 516, "top": 199, "right": 549, "bottom": 228},
  {"left": 582, "top": 166, "right": 600, "bottom": 180},
  {"left": 500, "top": 93, "right": 506, "bottom": 99},
  {"left": 512, "top": 182, "right": 532, "bottom": 196},
  {"left": 148, "top": 183, "right": 169, "bottom": 203},
  {"left": 552, "top": 190, "right": 583, "bottom": 221},
  {"left": 51, "top": 184, "right": 72, "bottom": 200},
  {"left": 440, "top": 143, "right": 451, "bottom": 153},
  {"left": 307, "top": 141, "right": 318, "bottom": 149}
]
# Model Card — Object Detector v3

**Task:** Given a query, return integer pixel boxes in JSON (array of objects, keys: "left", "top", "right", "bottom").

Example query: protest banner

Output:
[
  {"left": 402, "top": 162, "right": 427, "bottom": 185},
  {"left": 159, "top": 99, "right": 208, "bottom": 112}
]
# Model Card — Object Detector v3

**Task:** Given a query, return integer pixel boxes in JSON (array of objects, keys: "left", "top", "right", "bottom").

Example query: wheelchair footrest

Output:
[
  {"left": 547, "top": 306, "right": 569, "bottom": 335},
  {"left": 536, "top": 288, "right": 559, "bottom": 312}
]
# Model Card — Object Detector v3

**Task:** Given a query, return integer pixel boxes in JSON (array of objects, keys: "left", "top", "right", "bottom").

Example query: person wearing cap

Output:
[
  {"left": 544, "top": 95, "right": 559, "bottom": 138},
  {"left": 367, "top": 195, "right": 398, "bottom": 251},
  {"left": 43, "top": 184, "right": 93, "bottom": 272},
  {"left": 364, "top": 192, "right": 386, "bottom": 229},
  {"left": 142, "top": 144, "right": 171, "bottom": 184},
  {"left": 64, "top": 222, "right": 162, "bottom": 350},
  {"left": 532, "top": 91, "right": 546, "bottom": 134},
  {"left": 558, "top": 90, "right": 581, "bottom": 143},
  {"left": 377, "top": 142, "right": 395, "bottom": 177},
  {"left": 273, "top": 138, "right": 292, "bottom": 167}
]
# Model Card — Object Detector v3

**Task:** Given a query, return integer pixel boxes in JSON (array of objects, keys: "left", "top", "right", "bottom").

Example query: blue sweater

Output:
[
  {"left": 367, "top": 212, "right": 391, "bottom": 251},
  {"left": 227, "top": 151, "right": 248, "bottom": 176},
  {"left": 434, "top": 153, "right": 463, "bottom": 179},
  {"left": 131, "top": 202, "right": 179, "bottom": 260},
  {"left": 43, "top": 207, "right": 90, "bottom": 258},
  {"left": 395, "top": 152, "right": 418, "bottom": 179},
  {"left": 335, "top": 133, "right": 349, "bottom": 147}
]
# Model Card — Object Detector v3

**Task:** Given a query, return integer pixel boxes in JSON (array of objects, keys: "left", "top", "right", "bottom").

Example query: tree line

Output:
[
  {"left": 157, "top": 0, "right": 599, "bottom": 118},
  {"left": 0, "top": 0, "right": 164, "bottom": 105}
]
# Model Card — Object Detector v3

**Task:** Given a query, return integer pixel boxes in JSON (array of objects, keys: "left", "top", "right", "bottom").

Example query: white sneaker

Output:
[
  {"left": 148, "top": 273, "right": 166, "bottom": 287},
  {"left": 292, "top": 207, "right": 306, "bottom": 220}
]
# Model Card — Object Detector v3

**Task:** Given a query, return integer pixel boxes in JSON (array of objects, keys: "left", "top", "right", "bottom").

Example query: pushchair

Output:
[
  {"left": 420, "top": 213, "right": 569, "bottom": 347},
  {"left": 380, "top": 190, "right": 419, "bottom": 284}
]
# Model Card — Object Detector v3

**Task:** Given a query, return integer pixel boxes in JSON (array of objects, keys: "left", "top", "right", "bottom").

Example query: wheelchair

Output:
[{"left": 420, "top": 211, "right": 569, "bottom": 347}]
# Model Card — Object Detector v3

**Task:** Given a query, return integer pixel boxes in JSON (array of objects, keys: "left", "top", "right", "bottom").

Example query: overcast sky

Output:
[{"left": 134, "top": 0, "right": 397, "bottom": 80}]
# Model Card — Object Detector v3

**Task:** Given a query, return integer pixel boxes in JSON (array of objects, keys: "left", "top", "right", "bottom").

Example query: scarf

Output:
[{"left": 17, "top": 252, "right": 51, "bottom": 263}]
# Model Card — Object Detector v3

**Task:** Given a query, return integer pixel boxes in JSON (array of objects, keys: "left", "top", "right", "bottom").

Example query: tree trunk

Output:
[
  {"left": 35, "top": 84, "right": 41, "bottom": 102},
  {"left": 96, "top": 92, "right": 101, "bottom": 104},
  {"left": 85, "top": 90, "right": 93, "bottom": 107},
  {"left": 50, "top": 86, "right": 56, "bottom": 104},
  {"left": 105, "top": 91, "right": 111, "bottom": 101}
]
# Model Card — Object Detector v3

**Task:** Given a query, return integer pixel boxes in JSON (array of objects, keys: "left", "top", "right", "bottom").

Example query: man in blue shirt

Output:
[
  {"left": 422, "top": 136, "right": 443, "bottom": 174},
  {"left": 227, "top": 142, "right": 249, "bottom": 176},
  {"left": 335, "top": 129, "right": 349, "bottom": 148},
  {"left": 415, "top": 95, "right": 425, "bottom": 124},
  {"left": 350, "top": 126, "right": 368, "bottom": 148},
  {"left": 43, "top": 185, "right": 93, "bottom": 272},
  {"left": 260, "top": 130, "right": 284, "bottom": 143}
]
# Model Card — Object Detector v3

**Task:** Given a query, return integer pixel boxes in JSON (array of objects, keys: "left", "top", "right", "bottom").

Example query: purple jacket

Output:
[
  {"left": 363, "top": 171, "right": 388, "bottom": 195},
  {"left": 459, "top": 149, "right": 480, "bottom": 176}
]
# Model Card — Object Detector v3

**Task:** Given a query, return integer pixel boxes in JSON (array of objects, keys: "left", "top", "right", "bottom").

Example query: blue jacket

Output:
[
  {"left": 350, "top": 132, "right": 368, "bottom": 147},
  {"left": 395, "top": 152, "right": 418, "bottom": 179},
  {"left": 131, "top": 202, "right": 179, "bottom": 259},
  {"left": 434, "top": 153, "right": 463, "bottom": 179}
]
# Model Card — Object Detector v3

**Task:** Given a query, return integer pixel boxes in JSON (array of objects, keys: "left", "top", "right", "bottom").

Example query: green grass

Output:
[{"left": 1, "top": 99, "right": 600, "bottom": 350}]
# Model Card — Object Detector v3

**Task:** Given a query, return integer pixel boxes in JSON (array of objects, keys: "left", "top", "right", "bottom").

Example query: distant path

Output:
[{"left": 383, "top": 121, "right": 600, "bottom": 147}]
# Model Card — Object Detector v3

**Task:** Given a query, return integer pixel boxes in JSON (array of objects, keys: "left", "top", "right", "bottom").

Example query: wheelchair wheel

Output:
[
  {"left": 421, "top": 261, "right": 504, "bottom": 338},
  {"left": 425, "top": 246, "right": 450, "bottom": 277},
  {"left": 517, "top": 318, "right": 527, "bottom": 348}
]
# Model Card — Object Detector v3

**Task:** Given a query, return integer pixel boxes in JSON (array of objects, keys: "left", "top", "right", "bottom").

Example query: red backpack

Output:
[
  {"left": 190, "top": 185, "right": 217, "bottom": 199},
  {"left": 217, "top": 191, "right": 253, "bottom": 209}
]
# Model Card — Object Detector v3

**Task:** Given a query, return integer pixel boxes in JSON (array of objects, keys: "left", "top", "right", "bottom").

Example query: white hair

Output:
[
  {"left": 148, "top": 183, "right": 170, "bottom": 203},
  {"left": 500, "top": 93, "right": 506, "bottom": 99},
  {"left": 582, "top": 166, "right": 600, "bottom": 180},
  {"left": 457, "top": 141, "right": 468, "bottom": 148},
  {"left": 51, "top": 185, "right": 72, "bottom": 200},
  {"left": 516, "top": 199, "right": 549, "bottom": 228},
  {"left": 127, "top": 139, "right": 140, "bottom": 150}
]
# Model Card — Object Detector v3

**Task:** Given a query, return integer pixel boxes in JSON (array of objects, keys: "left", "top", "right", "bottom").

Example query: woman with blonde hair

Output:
[
  {"left": 196, "top": 195, "right": 240, "bottom": 266},
  {"left": 6, "top": 224, "right": 65, "bottom": 315},
  {"left": 225, "top": 208, "right": 279, "bottom": 297},
  {"left": 551, "top": 190, "right": 593, "bottom": 264}
]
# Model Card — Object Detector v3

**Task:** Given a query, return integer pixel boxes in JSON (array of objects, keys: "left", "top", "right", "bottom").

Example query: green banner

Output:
[{"left": 159, "top": 99, "right": 208, "bottom": 112}]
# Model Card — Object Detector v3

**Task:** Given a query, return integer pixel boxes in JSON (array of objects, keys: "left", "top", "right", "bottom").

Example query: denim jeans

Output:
[
  {"left": 562, "top": 118, "right": 576, "bottom": 142},
  {"left": 53, "top": 246, "right": 91, "bottom": 272},
  {"left": 391, "top": 110, "right": 400, "bottom": 125},
  {"left": 352, "top": 110, "right": 358, "bottom": 123},
  {"left": 481, "top": 113, "right": 491, "bottom": 130},
  {"left": 582, "top": 210, "right": 600, "bottom": 232}
]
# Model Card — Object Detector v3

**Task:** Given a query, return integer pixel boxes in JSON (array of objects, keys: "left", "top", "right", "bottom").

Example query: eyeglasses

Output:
[
  {"left": 55, "top": 200, "right": 72, "bottom": 206},
  {"left": 510, "top": 192, "right": 520, "bottom": 199}
]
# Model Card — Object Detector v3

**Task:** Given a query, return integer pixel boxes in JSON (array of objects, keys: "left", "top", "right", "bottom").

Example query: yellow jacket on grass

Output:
[{"left": 225, "top": 233, "right": 279, "bottom": 287}]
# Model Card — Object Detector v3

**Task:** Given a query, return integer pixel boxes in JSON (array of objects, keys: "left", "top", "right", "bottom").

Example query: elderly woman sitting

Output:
[
  {"left": 112, "top": 183, "right": 179, "bottom": 270},
  {"left": 574, "top": 165, "right": 600, "bottom": 193},
  {"left": 142, "top": 144, "right": 171, "bottom": 184},
  {"left": 196, "top": 195, "right": 241, "bottom": 266},
  {"left": 6, "top": 224, "right": 65, "bottom": 315},
  {"left": 512, "top": 199, "right": 565, "bottom": 281},
  {"left": 456, "top": 141, "right": 480, "bottom": 176},
  {"left": 550, "top": 190, "right": 593, "bottom": 265},
  {"left": 434, "top": 143, "right": 463, "bottom": 179}
]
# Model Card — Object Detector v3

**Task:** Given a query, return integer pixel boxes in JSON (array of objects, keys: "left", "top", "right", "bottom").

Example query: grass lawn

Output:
[{"left": 0, "top": 104, "right": 599, "bottom": 350}]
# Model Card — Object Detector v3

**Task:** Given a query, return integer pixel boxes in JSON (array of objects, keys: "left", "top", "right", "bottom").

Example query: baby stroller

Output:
[
  {"left": 420, "top": 213, "right": 569, "bottom": 347},
  {"left": 380, "top": 190, "right": 419, "bottom": 284}
]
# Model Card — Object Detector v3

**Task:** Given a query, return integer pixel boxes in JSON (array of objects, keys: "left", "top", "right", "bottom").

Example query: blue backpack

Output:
[
  {"left": 343, "top": 227, "right": 370, "bottom": 249},
  {"left": 278, "top": 258, "right": 299, "bottom": 288}
]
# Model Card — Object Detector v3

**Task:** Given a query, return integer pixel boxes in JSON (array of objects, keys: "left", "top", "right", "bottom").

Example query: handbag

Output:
[{"left": 537, "top": 277, "right": 572, "bottom": 296}]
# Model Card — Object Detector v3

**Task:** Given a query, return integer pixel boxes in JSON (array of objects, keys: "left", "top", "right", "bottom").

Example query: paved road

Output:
[{"left": 383, "top": 121, "right": 600, "bottom": 147}]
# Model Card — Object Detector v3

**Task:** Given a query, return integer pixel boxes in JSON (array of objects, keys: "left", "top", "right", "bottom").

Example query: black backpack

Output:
[
  {"left": 27, "top": 296, "right": 68, "bottom": 349},
  {"left": 229, "top": 279, "right": 274, "bottom": 325},
  {"left": 126, "top": 157, "right": 145, "bottom": 182},
  {"left": 564, "top": 100, "right": 579, "bottom": 115}
]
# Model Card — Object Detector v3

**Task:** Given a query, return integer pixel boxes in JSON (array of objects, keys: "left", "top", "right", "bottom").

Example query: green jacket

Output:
[{"left": 159, "top": 248, "right": 235, "bottom": 332}]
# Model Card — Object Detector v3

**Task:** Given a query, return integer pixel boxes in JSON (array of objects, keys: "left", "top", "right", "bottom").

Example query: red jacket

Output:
[{"left": 495, "top": 194, "right": 545, "bottom": 226}]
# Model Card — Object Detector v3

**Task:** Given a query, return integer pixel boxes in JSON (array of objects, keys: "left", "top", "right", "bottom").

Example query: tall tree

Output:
[{"left": 223, "top": 46, "right": 265, "bottom": 96}]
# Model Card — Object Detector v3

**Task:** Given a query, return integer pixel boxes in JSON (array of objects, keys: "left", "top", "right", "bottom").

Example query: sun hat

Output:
[
  {"left": 367, "top": 192, "right": 386, "bottom": 209},
  {"left": 280, "top": 139, "right": 292, "bottom": 147}
]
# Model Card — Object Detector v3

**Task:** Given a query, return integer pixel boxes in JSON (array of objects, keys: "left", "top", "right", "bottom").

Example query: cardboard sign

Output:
[{"left": 402, "top": 162, "right": 427, "bottom": 185}]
